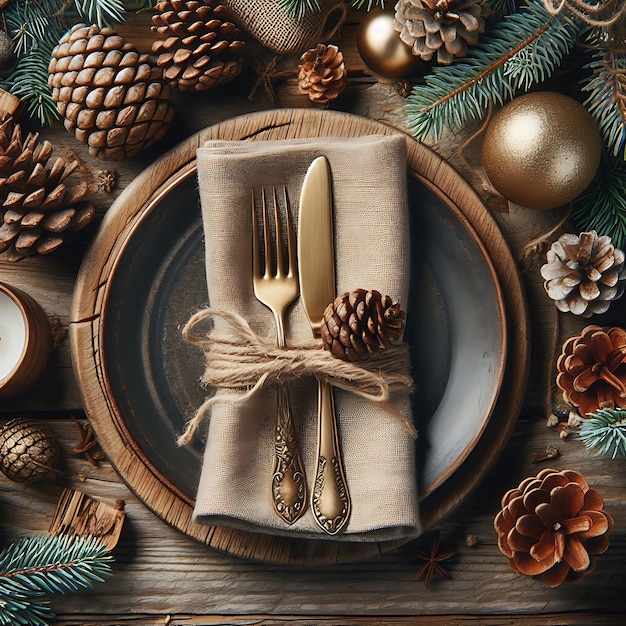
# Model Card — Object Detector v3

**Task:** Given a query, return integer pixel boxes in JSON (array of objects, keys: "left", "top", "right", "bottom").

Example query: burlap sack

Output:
[{"left": 227, "top": 0, "right": 347, "bottom": 54}]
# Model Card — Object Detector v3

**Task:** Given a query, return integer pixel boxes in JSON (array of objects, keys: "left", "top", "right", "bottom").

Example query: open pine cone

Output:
[
  {"left": 394, "top": 0, "right": 490, "bottom": 65},
  {"left": 151, "top": 0, "right": 245, "bottom": 91},
  {"left": 494, "top": 468, "right": 613, "bottom": 588},
  {"left": 541, "top": 231, "right": 626, "bottom": 317},
  {"left": 297, "top": 43, "right": 346, "bottom": 106},
  {"left": 556, "top": 325, "right": 626, "bottom": 417},
  {"left": 49, "top": 23, "right": 176, "bottom": 161},
  {"left": 321, "top": 289, "right": 405, "bottom": 362},
  {"left": 0, "top": 116, "right": 96, "bottom": 261}
]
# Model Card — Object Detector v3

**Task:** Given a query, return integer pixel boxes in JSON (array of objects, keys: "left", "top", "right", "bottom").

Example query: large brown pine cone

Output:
[
  {"left": 48, "top": 24, "right": 176, "bottom": 161},
  {"left": 151, "top": 0, "right": 245, "bottom": 91},
  {"left": 556, "top": 325, "right": 626, "bottom": 417},
  {"left": 494, "top": 468, "right": 613, "bottom": 588},
  {"left": 297, "top": 44, "right": 346, "bottom": 106},
  {"left": 321, "top": 289, "right": 405, "bottom": 362},
  {"left": 393, "top": 0, "right": 490, "bottom": 65},
  {"left": 0, "top": 116, "right": 95, "bottom": 261}
]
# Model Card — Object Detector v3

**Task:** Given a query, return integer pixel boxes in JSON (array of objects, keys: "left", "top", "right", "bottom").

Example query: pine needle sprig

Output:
[
  {"left": 581, "top": 50, "right": 626, "bottom": 159},
  {"left": 405, "top": 0, "right": 582, "bottom": 142},
  {"left": 5, "top": 40, "right": 61, "bottom": 127},
  {"left": 278, "top": 0, "right": 321, "bottom": 18},
  {"left": 0, "top": 535, "right": 113, "bottom": 626},
  {"left": 572, "top": 150, "right": 626, "bottom": 249},
  {"left": 74, "top": 0, "right": 127, "bottom": 28},
  {"left": 579, "top": 408, "right": 626, "bottom": 459}
]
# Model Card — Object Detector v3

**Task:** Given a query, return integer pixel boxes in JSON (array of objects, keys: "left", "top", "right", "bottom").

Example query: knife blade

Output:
[{"left": 298, "top": 156, "right": 350, "bottom": 535}]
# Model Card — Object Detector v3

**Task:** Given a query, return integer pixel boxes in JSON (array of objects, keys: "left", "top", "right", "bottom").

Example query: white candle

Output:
[{"left": 0, "top": 289, "right": 27, "bottom": 383}]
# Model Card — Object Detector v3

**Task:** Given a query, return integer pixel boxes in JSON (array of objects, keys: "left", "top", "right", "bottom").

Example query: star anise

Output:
[
  {"left": 248, "top": 56, "right": 296, "bottom": 105},
  {"left": 413, "top": 531, "right": 455, "bottom": 587}
]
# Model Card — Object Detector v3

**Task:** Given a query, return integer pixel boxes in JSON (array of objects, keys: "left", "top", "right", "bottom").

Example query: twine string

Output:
[{"left": 178, "top": 308, "right": 415, "bottom": 446}]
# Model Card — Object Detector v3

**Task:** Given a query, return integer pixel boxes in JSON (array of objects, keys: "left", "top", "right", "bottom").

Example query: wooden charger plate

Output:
[{"left": 70, "top": 109, "right": 529, "bottom": 565}]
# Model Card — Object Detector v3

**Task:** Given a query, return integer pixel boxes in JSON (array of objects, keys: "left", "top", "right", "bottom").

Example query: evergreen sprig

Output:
[
  {"left": 572, "top": 150, "right": 626, "bottom": 249},
  {"left": 279, "top": 0, "right": 384, "bottom": 18},
  {"left": 0, "top": 534, "right": 113, "bottom": 626},
  {"left": 75, "top": 0, "right": 126, "bottom": 28},
  {"left": 6, "top": 40, "right": 60, "bottom": 127},
  {"left": 579, "top": 408, "right": 626, "bottom": 459},
  {"left": 405, "top": 0, "right": 582, "bottom": 142},
  {"left": 581, "top": 50, "right": 626, "bottom": 160}
]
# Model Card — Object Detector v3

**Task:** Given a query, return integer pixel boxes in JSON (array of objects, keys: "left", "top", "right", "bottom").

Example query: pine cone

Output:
[
  {"left": 48, "top": 23, "right": 176, "bottom": 161},
  {"left": 393, "top": 0, "right": 490, "bottom": 65},
  {"left": 541, "top": 231, "right": 626, "bottom": 317},
  {"left": 297, "top": 44, "right": 346, "bottom": 106},
  {"left": 151, "top": 0, "right": 245, "bottom": 91},
  {"left": 0, "top": 418, "right": 60, "bottom": 483},
  {"left": 494, "top": 468, "right": 613, "bottom": 588},
  {"left": 556, "top": 325, "right": 626, "bottom": 417},
  {"left": 321, "top": 289, "right": 405, "bottom": 362},
  {"left": 0, "top": 116, "right": 96, "bottom": 261}
]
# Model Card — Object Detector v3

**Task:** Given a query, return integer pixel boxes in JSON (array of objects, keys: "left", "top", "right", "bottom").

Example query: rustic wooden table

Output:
[{"left": 1, "top": 11, "right": 625, "bottom": 625}]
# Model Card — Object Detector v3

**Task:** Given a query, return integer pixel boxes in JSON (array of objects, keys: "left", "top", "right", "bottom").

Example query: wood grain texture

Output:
[{"left": 0, "top": 9, "right": 624, "bottom": 623}]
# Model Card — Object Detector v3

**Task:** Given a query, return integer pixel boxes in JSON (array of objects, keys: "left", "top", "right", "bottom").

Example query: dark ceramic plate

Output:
[{"left": 71, "top": 109, "right": 526, "bottom": 564}]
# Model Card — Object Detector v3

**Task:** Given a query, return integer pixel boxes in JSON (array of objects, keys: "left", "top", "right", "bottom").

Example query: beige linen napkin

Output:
[{"left": 191, "top": 135, "right": 420, "bottom": 541}]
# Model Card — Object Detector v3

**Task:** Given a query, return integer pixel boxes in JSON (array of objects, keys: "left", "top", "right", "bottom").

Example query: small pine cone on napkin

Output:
[
  {"left": 393, "top": 0, "right": 490, "bottom": 65},
  {"left": 151, "top": 0, "right": 245, "bottom": 91},
  {"left": 297, "top": 43, "right": 346, "bottom": 106},
  {"left": 0, "top": 116, "right": 96, "bottom": 261},
  {"left": 321, "top": 289, "right": 405, "bottom": 362},
  {"left": 494, "top": 468, "right": 613, "bottom": 588},
  {"left": 556, "top": 325, "right": 626, "bottom": 417},
  {"left": 541, "top": 231, "right": 626, "bottom": 317}
]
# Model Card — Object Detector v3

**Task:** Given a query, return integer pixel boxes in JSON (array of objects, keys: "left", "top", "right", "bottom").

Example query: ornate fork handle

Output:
[{"left": 271, "top": 382, "right": 307, "bottom": 524}]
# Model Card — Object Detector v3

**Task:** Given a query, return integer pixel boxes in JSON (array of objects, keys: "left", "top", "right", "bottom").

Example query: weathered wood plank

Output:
[{"left": 2, "top": 417, "right": 625, "bottom": 620}]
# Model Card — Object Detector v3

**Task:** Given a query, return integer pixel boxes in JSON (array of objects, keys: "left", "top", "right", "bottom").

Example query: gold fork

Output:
[{"left": 252, "top": 186, "right": 307, "bottom": 524}]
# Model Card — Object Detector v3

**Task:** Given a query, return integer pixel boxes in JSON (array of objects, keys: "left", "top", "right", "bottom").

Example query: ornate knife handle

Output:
[
  {"left": 271, "top": 382, "right": 307, "bottom": 524},
  {"left": 311, "top": 378, "right": 350, "bottom": 535}
]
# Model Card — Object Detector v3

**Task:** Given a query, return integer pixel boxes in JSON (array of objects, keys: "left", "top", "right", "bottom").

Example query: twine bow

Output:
[{"left": 178, "top": 308, "right": 415, "bottom": 446}]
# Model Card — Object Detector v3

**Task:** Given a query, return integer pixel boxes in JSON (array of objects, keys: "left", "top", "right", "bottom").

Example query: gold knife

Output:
[{"left": 298, "top": 156, "right": 350, "bottom": 535}]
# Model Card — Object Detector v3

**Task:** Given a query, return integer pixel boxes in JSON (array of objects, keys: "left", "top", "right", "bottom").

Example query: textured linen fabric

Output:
[{"left": 193, "top": 135, "right": 420, "bottom": 541}]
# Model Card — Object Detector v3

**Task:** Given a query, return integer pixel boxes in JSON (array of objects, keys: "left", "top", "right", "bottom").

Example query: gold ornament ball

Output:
[
  {"left": 356, "top": 8, "right": 424, "bottom": 78},
  {"left": 482, "top": 92, "right": 602, "bottom": 210}
]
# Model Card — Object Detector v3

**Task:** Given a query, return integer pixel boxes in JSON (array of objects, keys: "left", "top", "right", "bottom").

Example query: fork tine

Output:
[
  {"left": 261, "top": 187, "right": 272, "bottom": 279},
  {"left": 252, "top": 189, "right": 259, "bottom": 279},
  {"left": 273, "top": 187, "right": 285, "bottom": 278},
  {"left": 284, "top": 186, "right": 297, "bottom": 280}
]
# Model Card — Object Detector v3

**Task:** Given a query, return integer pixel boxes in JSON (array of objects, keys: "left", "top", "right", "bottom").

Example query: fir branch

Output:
[
  {"left": 0, "top": 535, "right": 113, "bottom": 626},
  {"left": 278, "top": 0, "right": 321, "bottom": 19},
  {"left": 581, "top": 50, "right": 626, "bottom": 159},
  {"left": 572, "top": 150, "right": 626, "bottom": 249},
  {"left": 73, "top": 0, "right": 127, "bottom": 28},
  {"left": 279, "top": 0, "right": 384, "bottom": 18},
  {"left": 2, "top": 41, "right": 60, "bottom": 127},
  {"left": 405, "top": 0, "right": 582, "bottom": 142},
  {"left": 579, "top": 408, "right": 626, "bottom": 458},
  {"left": 4, "top": 0, "right": 65, "bottom": 57}
]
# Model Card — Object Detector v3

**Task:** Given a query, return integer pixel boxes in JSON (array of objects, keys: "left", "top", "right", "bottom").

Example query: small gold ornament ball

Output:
[
  {"left": 482, "top": 92, "right": 602, "bottom": 210},
  {"left": 356, "top": 7, "right": 424, "bottom": 78}
]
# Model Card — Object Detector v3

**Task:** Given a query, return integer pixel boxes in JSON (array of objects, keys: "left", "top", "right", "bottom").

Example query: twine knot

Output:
[{"left": 178, "top": 308, "right": 415, "bottom": 446}]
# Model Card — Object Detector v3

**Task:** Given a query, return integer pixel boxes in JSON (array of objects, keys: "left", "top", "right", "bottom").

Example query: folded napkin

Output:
[{"left": 189, "top": 135, "right": 420, "bottom": 541}]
